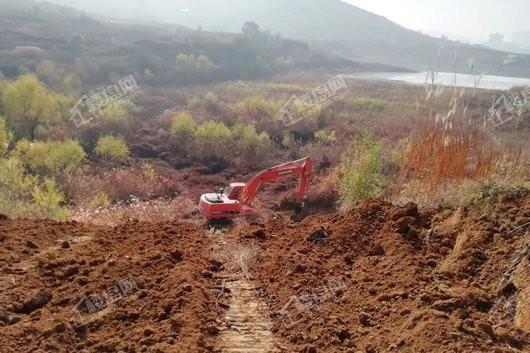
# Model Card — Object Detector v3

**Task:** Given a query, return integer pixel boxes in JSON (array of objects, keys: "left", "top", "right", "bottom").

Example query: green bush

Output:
[
  {"left": 348, "top": 97, "right": 388, "bottom": 112},
  {"left": 95, "top": 135, "right": 130, "bottom": 163},
  {"left": 170, "top": 112, "right": 196, "bottom": 138},
  {"left": 282, "top": 131, "right": 296, "bottom": 148},
  {"left": 89, "top": 191, "right": 111, "bottom": 209},
  {"left": 194, "top": 121, "right": 232, "bottom": 159},
  {"left": 195, "top": 121, "right": 232, "bottom": 142},
  {"left": 0, "top": 157, "right": 69, "bottom": 220},
  {"left": 97, "top": 99, "right": 134, "bottom": 122},
  {"left": 191, "top": 120, "right": 232, "bottom": 159},
  {"left": 13, "top": 139, "right": 86, "bottom": 183},
  {"left": 1, "top": 74, "right": 60, "bottom": 140},
  {"left": 231, "top": 123, "right": 271, "bottom": 165},
  {"left": 242, "top": 96, "right": 278, "bottom": 120},
  {"left": 175, "top": 54, "right": 218, "bottom": 83},
  {"left": 0, "top": 116, "right": 12, "bottom": 156},
  {"left": 314, "top": 129, "right": 337, "bottom": 145},
  {"left": 339, "top": 132, "right": 386, "bottom": 207}
]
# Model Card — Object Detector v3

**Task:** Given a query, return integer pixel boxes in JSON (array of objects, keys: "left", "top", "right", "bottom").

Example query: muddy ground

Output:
[{"left": 0, "top": 191, "right": 529, "bottom": 353}]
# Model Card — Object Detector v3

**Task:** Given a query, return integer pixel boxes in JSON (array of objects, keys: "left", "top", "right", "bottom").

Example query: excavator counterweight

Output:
[{"left": 199, "top": 158, "right": 313, "bottom": 220}]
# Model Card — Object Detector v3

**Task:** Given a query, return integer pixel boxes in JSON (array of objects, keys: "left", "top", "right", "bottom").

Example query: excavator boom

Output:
[{"left": 239, "top": 158, "right": 313, "bottom": 206}]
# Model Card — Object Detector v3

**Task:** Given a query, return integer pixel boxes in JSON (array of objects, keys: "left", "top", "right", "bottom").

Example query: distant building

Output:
[
  {"left": 488, "top": 33, "right": 504, "bottom": 48},
  {"left": 483, "top": 32, "right": 529, "bottom": 54}
]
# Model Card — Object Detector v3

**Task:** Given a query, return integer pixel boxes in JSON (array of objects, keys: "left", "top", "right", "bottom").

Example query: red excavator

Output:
[{"left": 199, "top": 157, "right": 313, "bottom": 220}]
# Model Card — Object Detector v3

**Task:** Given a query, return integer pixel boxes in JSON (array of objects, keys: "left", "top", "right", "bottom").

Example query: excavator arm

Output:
[{"left": 239, "top": 157, "right": 313, "bottom": 207}]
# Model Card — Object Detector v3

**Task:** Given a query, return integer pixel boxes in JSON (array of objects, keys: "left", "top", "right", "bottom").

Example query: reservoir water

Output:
[{"left": 346, "top": 71, "right": 530, "bottom": 91}]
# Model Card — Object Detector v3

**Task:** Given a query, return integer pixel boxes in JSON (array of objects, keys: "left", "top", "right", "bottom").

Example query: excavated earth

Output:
[
  {"left": 1, "top": 190, "right": 529, "bottom": 353},
  {"left": 237, "top": 191, "right": 530, "bottom": 353},
  {"left": 0, "top": 217, "right": 221, "bottom": 353}
]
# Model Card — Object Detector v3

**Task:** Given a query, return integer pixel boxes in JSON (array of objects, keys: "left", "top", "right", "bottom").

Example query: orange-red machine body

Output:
[{"left": 199, "top": 158, "right": 313, "bottom": 219}]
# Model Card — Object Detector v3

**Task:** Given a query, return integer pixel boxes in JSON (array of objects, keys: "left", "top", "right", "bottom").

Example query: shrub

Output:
[
  {"left": 0, "top": 157, "right": 69, "bottom": 220},
  {"left": 70, "top": 167, "right": 181, "bottom": 204},
  {"left": 231, "top": 123, "right": 271, "bottom": 167},
  {"left": 399, "top": 125, "right": 499, "bottom": 186},
  {"left": 282, "top": 131, "right": 296, "bottom": 148},
  {"left": 348, "top": 97, "right": 388, "bottom": 112},
  {"left": 32, "top": 178, "right": 69, "bottom": 219},
  {"left": 95, "top": 135, "right": 130, "bottom": 163},
  {"left": 175, "top": 53, "right": 218, "bottom": 83},
  {"left": 0, "top": 116, "right": 12, "bottom": 156},
  {"left": 142, "top": 162, "right": 156, "bottom": 179},
  {"left": 393, "top": 122, "right": 528, "bottom": 207},
  {"left": 1, "top": 74, "right": 60, "bottom": 140},
  {"left": 89, "top": 192, "right": 111, "bottom": 209},
  {"left": 338, "top": 132, "right": 386, "bottom": 207},
  {"left": 188, "top": 92, "right": 223, "bottom": 115},
  {"left": 194, "top": 121, "right": 232, "bottom": 160},
  {"left": 314, "top": 129, "right": 337, "bottom": 145},
  {"left": 170, "top": 112, "right": 196, "bottom": 138},
  {"left": 241, "top": 96, "right": 278, "bottom": 120},
  {"left": 97, "top": 99, "right": 134, "bottom": 123},
  {"left": 13, "top": 139, "right": 86, "bottom": 183}
]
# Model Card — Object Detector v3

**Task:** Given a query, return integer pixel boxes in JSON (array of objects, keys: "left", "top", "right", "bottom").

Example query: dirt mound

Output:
[
  {"left": 237, "top": 196, "right": 530, "bottom": 353},
  {"left": 0, "top": 217, "right": 220, "bottom": 353},
  {"left": 1, "top": 192, "right": 529, "bottom": 353}
]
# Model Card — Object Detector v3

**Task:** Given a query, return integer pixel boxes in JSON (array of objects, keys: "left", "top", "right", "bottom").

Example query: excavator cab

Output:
[
  {"left": 199, "top": 158, "right": 313, "bottom": 220},
  {"left": 223, "top": 183, "right": 245, "bottom": 200},
  {"left": 199, "top": 183, "right": 249, "bottom": 219}
]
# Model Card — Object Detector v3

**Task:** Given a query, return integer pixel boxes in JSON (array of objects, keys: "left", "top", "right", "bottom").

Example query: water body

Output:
[{"left": 346, "top": 71, "right": 530, "bottom": 91}]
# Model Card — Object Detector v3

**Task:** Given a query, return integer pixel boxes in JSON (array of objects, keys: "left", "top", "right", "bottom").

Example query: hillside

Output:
[
  {"left": 199, "top": 0, "right": 530, "bottom": 78},
  {"left": 0, "top": 0, "right": 407, "bottom": 88},
  {"left": 63, "top": 0, "right": 530, "bottom": 78}
]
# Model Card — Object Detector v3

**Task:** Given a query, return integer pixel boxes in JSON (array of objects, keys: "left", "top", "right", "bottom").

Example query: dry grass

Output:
[
  {"left": 216, "top": 244, "right": 260, "bottom": 276},
  {"left": 399, "top": 123, "right": 499, "bottom": 186},
  {"left": 394, "top": 118, "right": 527, "bottom": 207},
  {"left": 70, "top": 196, "right": 198, "bottom": 226}
]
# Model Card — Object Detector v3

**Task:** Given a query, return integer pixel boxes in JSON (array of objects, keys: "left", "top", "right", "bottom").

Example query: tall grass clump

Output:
[
  {"left": 338, "top": 132, "right": 386, "bottom": 207},
  {"left": 394, "top": 119, "right": 527, "bottom": 207},
  {"left": 399, "top": 123, "right": 497, "bottom": 185}
]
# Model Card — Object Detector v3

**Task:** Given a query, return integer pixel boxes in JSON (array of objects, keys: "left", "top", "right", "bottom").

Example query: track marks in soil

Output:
[
  {"left": 217, "top": 275, "right": 277, "bottom": 353},
  {"left": 211, "top": 235, "right": 278, "bottom": 353}
]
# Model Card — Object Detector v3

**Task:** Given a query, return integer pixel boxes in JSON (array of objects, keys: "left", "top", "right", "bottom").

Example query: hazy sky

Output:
[
  {"left": 345, "top": 0, "right": 530, "bottom": 43},
  {"left": 46, "top": 0, "right": 530, "bottom": 44}
]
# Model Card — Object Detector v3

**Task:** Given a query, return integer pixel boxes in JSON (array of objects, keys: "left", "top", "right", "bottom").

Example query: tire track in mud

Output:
[{"left": 210, "top": 233, "right": 278, "bottom": 353}]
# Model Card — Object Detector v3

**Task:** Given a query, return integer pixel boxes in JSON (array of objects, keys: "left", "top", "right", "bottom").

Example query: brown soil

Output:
[
  {"left": 1, "top": 191, "right": 529, "bottom": 353},
  {"left": 235, "top": 193, "right": 530, "bottom": 353},
  {"left": 0, "top": 217, "right": 221, "bottom": 353}
]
